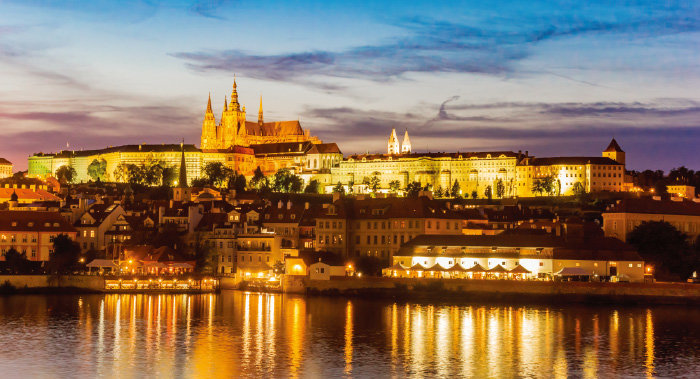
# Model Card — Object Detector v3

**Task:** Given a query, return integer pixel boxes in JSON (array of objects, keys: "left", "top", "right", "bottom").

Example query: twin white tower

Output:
[{"left": 387, "top": 129, "right": 411, "bottom": 155}]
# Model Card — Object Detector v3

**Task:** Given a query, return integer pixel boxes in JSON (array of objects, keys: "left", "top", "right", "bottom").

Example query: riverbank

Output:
[{"left": 301, "top": 277, "right": 700, "bottom": 305}]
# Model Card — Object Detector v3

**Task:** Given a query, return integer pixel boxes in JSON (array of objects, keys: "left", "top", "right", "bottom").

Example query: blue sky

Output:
[{"left": 0, "top": 0, "right": 698, "bottom": 171}]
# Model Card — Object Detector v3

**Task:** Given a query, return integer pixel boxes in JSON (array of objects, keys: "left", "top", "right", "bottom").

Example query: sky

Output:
[{"left": 0, "top": 0, "right": 699, "bottom": 171}]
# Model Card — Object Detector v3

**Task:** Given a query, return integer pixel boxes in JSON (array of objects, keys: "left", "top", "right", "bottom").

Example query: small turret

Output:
[
  {"left": 230, "top": 77, "right": 240, "bottom": 111},
  {"left": 603, "top": 138, "right": 625, "bottom": 165}
]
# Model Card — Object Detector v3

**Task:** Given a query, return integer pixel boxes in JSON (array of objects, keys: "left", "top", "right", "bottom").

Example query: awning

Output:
[
  {"left": 487, "top": 265, "right": 508, "bottom": 273},
  {"left": 86, "top": 259, "right": 118, "bottom": 268},
  {"left": 449, "top": 263, "right": 468, "bottom": 272},
  {"left": 464, "top": 264, "right": 487, "bottom": 272},
  {"left": 425, "top": 263, "right": 449, "bottom": 272},
  {"left": 409, "top": 263, "right": 426, "bottom": 271},
  {"left": 509, "top": 264, "right": 532, "bottom": 274},
  {"left": 555, "top": 267, "right": 592, "bottom": 276}
]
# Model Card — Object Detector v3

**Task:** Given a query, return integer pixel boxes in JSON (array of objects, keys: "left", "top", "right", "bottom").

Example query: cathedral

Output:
[{"left": 200, "top": 79, "right": 320, "bottom": 150}]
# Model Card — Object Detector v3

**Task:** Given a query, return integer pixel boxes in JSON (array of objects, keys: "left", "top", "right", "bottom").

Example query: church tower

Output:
[
  {"left": 173, "top": 142, "right": 192, "bottom": 202},
  {"left": 401, "top": 129, "right": 411, "bottom": 154},
  {"left": 220, "top": 78, "right": 248, "bottom": 148},
  {"left": 603, "top": 138, "right": 625, "bottom": 165},
  {"left": 387, "top": 128, "right": 400, "bottom": 154},
  {"left": 200, "top": 93, "right": 217, "bottom": 149}
]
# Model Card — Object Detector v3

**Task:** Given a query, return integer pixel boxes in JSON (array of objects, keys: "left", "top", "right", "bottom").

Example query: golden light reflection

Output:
[
  {"left": 344, "top": 300, "right": 353, "bottom": 375},
  {"left": 1, "top": 293, "right": 676, "bottom": 378}
]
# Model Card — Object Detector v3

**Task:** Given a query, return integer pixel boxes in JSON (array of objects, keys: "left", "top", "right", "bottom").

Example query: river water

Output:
[{"left": 0, "top": 291, "right": 698, "bottom": 378}]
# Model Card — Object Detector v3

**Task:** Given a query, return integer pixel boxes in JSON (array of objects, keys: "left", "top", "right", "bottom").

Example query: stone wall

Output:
[{"left": 0, "top": 275, "right": 105, "bottom": 291}]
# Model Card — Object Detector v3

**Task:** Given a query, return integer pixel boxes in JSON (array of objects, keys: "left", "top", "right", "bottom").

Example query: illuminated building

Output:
[
  {"left": 200, "top": 79, "right": 321, "bottom": 149},
  {"left": 74, "top": 203, "right": 125, "bottom": 252},
  {"left": 0, "top": 210, "right": 78, "bottom": 262},
  {"left": 666, "top": 184, "right": 696, "bottom": 199},
  {"left": 389, "top": 231, "right": 645, "bottom": 282},
  {"left": 0, "top": 158, "right": 12, "bottom": 179},
  {"left": 315, "top": 195, "right": 465, "bottom": 259},
  {"left": 603, "top": 197, "right": 700, "bottom": 241}
]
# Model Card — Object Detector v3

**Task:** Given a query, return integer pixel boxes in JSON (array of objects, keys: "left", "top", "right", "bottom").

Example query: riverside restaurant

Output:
[{"left": 389, "top": 233, "right": 646, "bottom": 282}]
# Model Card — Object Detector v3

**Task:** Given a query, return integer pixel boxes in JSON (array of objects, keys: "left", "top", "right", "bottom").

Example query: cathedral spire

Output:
[
  {"left": 258, "top": 95, "right": 264, "bottom": 125},
  {"left": 223, "top": 96, "right": 228, "bottom": 112},
  {"left": 401, "top": 129, "right": 411, "bottom": 153},
  {"left": 178, "top": 140, "right": 188, "bottom": 187},
  {"left": 387, "top": 128, "right": 400, "bottom": 155},
  {"left": 230, "top": 76, "right": 240, "bottom": 111},
  {"left": 206, "top": 92, "right": 213, "bottom": 114}
]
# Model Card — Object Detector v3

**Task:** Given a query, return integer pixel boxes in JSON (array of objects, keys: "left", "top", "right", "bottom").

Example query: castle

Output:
[{"left": 200, "top": 79, "right": 320, "bottom": 149}]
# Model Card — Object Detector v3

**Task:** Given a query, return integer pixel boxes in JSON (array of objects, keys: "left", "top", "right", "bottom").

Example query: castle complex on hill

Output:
[{"left": 27, "top": 79, "right": 630, "bottom": 198}]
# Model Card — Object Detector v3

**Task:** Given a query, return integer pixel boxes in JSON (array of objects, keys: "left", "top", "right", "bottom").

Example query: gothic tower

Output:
[
  {"left": 200, "top": 93, "right": 217, "bottom": 149},
  {"left": 220, "top": 78, "right": 248, "bottom": 148},
  {"left": 401, "top": 129, "right": 411, "bottom": 153},
  {"left": 258, "top": 96, "right": 264, "bottom": 126},
  {"left": 387, "top": 128, "right": 400, "bottom": 154}
]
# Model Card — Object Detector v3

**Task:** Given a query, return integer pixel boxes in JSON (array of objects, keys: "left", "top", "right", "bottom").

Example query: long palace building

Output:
[{"left": 28, "top": 80, "right": 630, "bottom": 197}]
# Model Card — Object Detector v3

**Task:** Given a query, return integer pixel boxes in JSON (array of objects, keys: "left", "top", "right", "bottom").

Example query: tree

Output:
[
  {"left": 87, "top": 159, "right": 107, "bottom": 181},
  {"left": 161, "top": 165, "right": 177, "bottom": 186},
  {"left": 388, "top": 180, "right": 401, "bottom": 194},
  {"left": 203, "top": 162, "right": 233, "bottom": 187},
  {"left": 532, "top": 175, "right": 556, "bottom": 196},
  {"left": 628, "top": 221, "right": 698, "bottom": 281},
  {"left": 55, "top": 165, "right": 77, "bottom": 184},
  {"left": 369, "top": 173, "right": 381, "bottom": 194},
  {"left": 113, "top": 163, "right": 130, "bottom": 183},
  {"left": 273, "top": 260, "right": 286, "bottom": 274},
  {"left": 227, "top": 172, "right": 247, "bottom": 192},
  {"left": 405, "top": 181, "right": 422, "bottom": 198},
  {"left": 190, "top": 231, "right": 215, "bottom": 274},
  {"left": 354, "top": 255, "right": 385, "bottom": 276},
  {"left": 495, "top": 179, "right": 505, "bottom": 198},
  {"left": 484, "top": 185, "right": 493, "bottom": 200},
  {"left": 332, "top": 182, "right": 345, "bottom": 195},
  {"left": 3, "top": 248, "right": 31, "bottom": 274},
  {"left": 471, "top": 190, "right": 478, "bottom": 199},
  {"left": 434, "top": 186, "right": 443, "bottom": 198},
  {"left": 571, "top": 182, "right": 585, "bottom": 197},
  {"left": 249, "top": 167, "right": 269, "bottom": 192},
  {"left": 48, "top": 234, "right": 81, "bottom": 274},
  {"left": 272, "top": 168, "right": 303, "bottom": 193},
  {"left": 450, "top": 179, "right": 461, "bottom": 198},
  {"left": 304, "top": 179, "right": 320, "bottom": 194}
]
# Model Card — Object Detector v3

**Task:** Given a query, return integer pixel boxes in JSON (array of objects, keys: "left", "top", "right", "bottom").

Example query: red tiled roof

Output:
[
  {"left": 605, "top": 198, "right": 700, "bottom": 217},
  {"left": 0, "top": 210, "right": 76, "bottom": 233},
  {"left": 604, "top": 138, "right": 624, "bottom": 153},
  {"left": 0, "top": 158, "right": 11, "bottom": 165},
  {"left": 0, "top": 188, "right": 59, "bottom": 201}
]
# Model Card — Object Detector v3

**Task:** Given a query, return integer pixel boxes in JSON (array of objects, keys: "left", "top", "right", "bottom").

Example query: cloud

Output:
[{"left": 171, "top": 7, "right": 700, "bottom": 85}]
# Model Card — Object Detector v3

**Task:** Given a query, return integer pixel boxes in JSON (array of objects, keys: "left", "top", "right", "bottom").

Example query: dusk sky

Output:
[{"left": 1, "top": 0, "right": 698, "bottom": 171}]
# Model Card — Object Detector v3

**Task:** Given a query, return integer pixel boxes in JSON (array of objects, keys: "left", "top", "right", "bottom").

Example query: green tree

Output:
[
  {"left": 304, "top": 179, "right": 320, "bottom": 194},
  {"left": 571, "top": 182, "right": 585, "bottom": 196},
  {"left": 227, "top": 172, "right": 247, "bottom": 192},
  {"left": 272, "top": 168, "right": 303, "bottom": 193},
  {"left": 450, "top": 179, "right": 461, "bottom": 198},
  {"left": 273, "top": 260, "right": 286, "bottom": 274},
  {"left": 484, "top": 185, "right": 492, "bottom": 200},
  {"left": 3, "top": 248, "right": 31, "bottom": 274},
  {"left": 532, "top": 175, "right": 556, "bottom": 196},
  {"left": 55, "top": 165, "right": 77, "bottom": 184},
  {"left": 332, "top": 182, "right": 346, "bottom": 195},
  {"left": 369, "top": 173, "right": 381, "bottom": 194},
  {"left": 48, "top": 234, "right": 81, "bottom": 274},
  {"left": 434, "top": 186, "right": 444, "bottom": 198},
  {"left": 471, "top": 190, "right": 478, "bottom": 199},
  {"left": 249, "top": 167, "right": 269, "bottom": 192},
  {"left": 628, "top": 221, "right": 697, "bottom": 281},
  {"left": 495, "top": 179, "right": 505, "bottom": 198},
  {"left": 87, "top": 159, "right": 107, "bottom": 181},
  {"left": 405, "top": 181, "right": 422, "bottom": 198},
  {"left": 388, "top": 180, "right": 401, "bottom": 194},
  {"left": 161, "top": 165, "right": 177, "bottom": 186},
  {"left": 203, "top": 161, "right": 233, "bottom": 187}
]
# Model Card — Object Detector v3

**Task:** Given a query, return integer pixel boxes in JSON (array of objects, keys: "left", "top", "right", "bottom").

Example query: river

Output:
[{"left": 0, "top": 291, "right": 698, "bottom": 378}]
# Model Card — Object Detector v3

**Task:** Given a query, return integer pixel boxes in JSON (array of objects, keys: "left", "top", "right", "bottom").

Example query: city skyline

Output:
[{"left": 1, "top": 1, "right": 699, "bottom": 171}]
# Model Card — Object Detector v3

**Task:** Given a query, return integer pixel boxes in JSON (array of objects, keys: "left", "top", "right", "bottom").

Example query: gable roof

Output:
[
  {"left": 605, "top": 198, "right": 700, "bottom": 217},
  {"left": 604, "top": 138, "right": 624, "bottom": 153},
  {"left": 244, "top": 120, "right": 304, "bottom": 137},
  {"left": 0, "top": 210, "right": 76, "bottom": 232}
]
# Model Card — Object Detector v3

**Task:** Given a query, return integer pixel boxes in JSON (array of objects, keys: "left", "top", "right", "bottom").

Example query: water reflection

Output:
[{"left": 0, "top": 292, "right": 697, "bottom": 377}]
